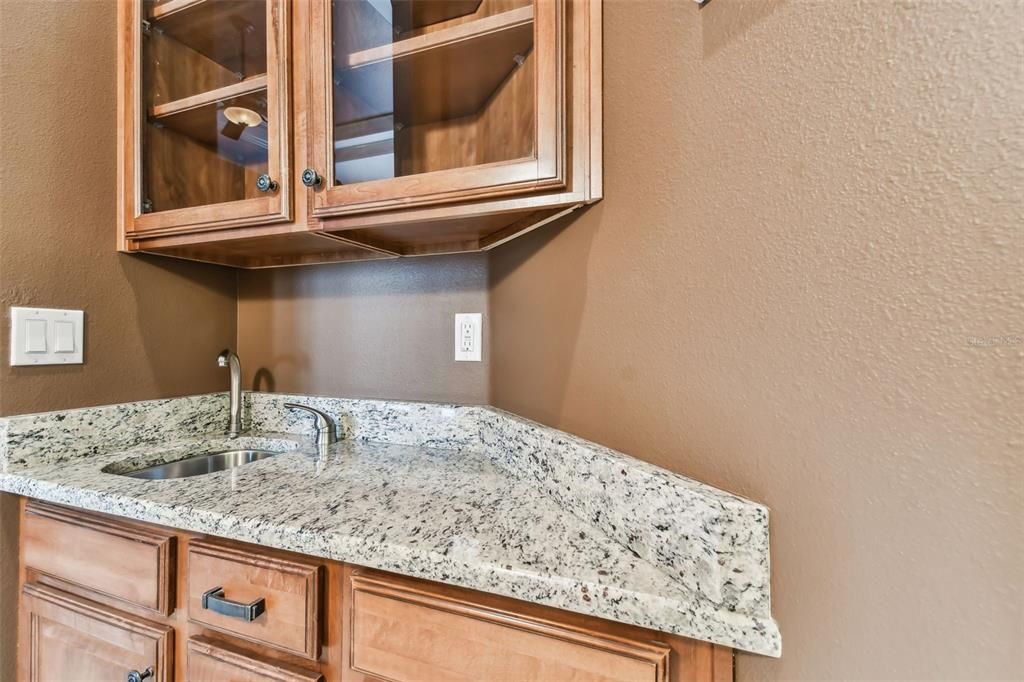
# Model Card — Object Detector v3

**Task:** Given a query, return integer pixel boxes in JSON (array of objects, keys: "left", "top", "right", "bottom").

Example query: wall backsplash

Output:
[{"left": 237, "top": 253, "right": 490, "bottom": 405}]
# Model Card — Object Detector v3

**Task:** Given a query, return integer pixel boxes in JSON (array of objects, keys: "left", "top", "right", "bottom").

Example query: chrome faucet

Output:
[
  {"left": 285, "top": 403, "right": 338, "bottom": 456},
  {"left": 217, "top": 350, "right": 242, "bottom": 438}
]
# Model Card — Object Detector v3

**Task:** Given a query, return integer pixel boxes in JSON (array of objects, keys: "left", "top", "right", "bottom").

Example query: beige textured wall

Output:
[
  {"left": 0, "top": 2, "right": 237, "bottom": 416},
  {"left": 0, "top": 1, "right": 237, "bottom": 676},
  {"left": 237, "top": 254, "right": 489, "bottom": 404},
  {"left": 0, "top": 0, "right": 1020, "bottom": 679},
  {"left": 490, "top": 0, "right": 1023, "bottom": 679}
]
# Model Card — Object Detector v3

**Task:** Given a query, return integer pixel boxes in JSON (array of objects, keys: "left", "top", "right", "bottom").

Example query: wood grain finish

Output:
[
  {"left": 308, "top": 0, "right": 566, "bottom": 218},
  {"left": 119, "top": 0, "right": 600, "bottom": 267},
  {"left": 187, "top": 539, "right": 323, "bottom": 660},
  {"left": 187, "top": 636, "right": 323, "bottom": 682},
  {"left": 399, "top": 0, "right": 533, "bottom": 38},
  {"left": 143, "top": 123, "right": 254, "bottom": 213},
  {"left": 315, "top": 0, "right": 601, "bottom": 262},
  {"left": 22, "top": 501, "right": 175, "bottom": 615},
  {"left": 345, "top": 570, "right": 671, "bottom": 682},
  {"left": 144, "top": 27, "right": 239, "bottom": 104},
  {"left": 346, "top": 6, "right": 534, "bottom": 125},
  {"left": 151, "top": 74, "right": 267, "bottom": 119},
  {"left": 119, "top": 0, "right": 291, "bottom": 239},
  {"left": 19, "top": 583, "right": 173, "bottom": 682},
  {"left": 135, "top": 229, "right": 393, "bottom": 268},
  {"left": 15, "top": 499, "right": 730, "bottom": 682},
  {"left": 149, "top": 0, "right": 268, "bottom": 77},
  {"left": 394, "top": 47, "right": 536, "bottom": 176},
  {"left": 392, "top": 0, "right": 484, "bottom": 32}
]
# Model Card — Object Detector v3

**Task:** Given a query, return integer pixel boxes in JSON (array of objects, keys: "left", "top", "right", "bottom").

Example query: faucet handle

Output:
[{"left": 284, "top": 403, "right": 338, "bottom": 445}]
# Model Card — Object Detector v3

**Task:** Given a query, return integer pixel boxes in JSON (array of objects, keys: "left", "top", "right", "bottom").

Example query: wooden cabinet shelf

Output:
[
  {"left": 150, "top": 74, "right": 267, "bottom": 119},
  {"left": 341, "top": 5, "right": 534, "bottom": 126},
  {"left": 149, "top": 0, "right": 267, "bottom": 77},
  {"left": 149, "top": 75, "right": 268, "bottom": 155}
]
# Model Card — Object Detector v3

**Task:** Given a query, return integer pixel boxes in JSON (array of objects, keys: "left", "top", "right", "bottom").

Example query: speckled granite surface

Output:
[{"left": 0, "top": 392, "right": 780, "bottom": 656}]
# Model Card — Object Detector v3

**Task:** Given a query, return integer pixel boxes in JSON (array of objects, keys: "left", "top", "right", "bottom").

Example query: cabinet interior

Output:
[
  {"left": 142, "top": 0, "right": 270, "bottom": 213},
  {"left": 331, "top": 0, "right": 536, "bottom": 185}
]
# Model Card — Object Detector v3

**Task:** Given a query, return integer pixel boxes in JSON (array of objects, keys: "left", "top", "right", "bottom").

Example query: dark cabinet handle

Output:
[
  {"left": 127, "top": 667, "right": 153, "bottom": 682},
  {"left": 202, "top": 586, "right": 266, "bottom": 622},
  {"left": 255, "top": 174, "right": 279, "bottom": 192},
  {"left": 301, "top": 168, "right": 322, "bottom": 188}
]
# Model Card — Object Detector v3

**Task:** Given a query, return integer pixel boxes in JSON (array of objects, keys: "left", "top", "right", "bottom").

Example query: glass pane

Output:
[
  {"left": 141, "top": 0, "right": 270, "bottom": 214},
  {"left": 331, "top": 0, "right": 536, "bottom": 186}
]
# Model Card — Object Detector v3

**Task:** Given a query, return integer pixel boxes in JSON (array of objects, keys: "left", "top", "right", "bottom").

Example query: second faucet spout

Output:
[{"left": 217, "top": 349, "right": 242, "bottom": 438}]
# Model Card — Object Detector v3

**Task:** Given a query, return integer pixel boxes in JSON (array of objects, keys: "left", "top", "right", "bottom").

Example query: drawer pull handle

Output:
[
  {"left": 201, "top": 586, "right": 266, "bottom": 622},
  {"left": 127, "top": 667, "right": 153, "bottom": 682}
]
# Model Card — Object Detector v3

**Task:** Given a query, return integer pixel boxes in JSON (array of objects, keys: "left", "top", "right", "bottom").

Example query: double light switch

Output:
[{"left": 10, "top": 307, "right": 84, "bottom": 366}]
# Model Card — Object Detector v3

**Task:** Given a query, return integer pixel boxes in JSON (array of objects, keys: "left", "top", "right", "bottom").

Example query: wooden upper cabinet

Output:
[
  {"left": 306, "top": 0, "right": 564, "bottom": 217},
  {"left": 118, "top": 0, "right": 601, "bottom": 267},
  {"left": 118, "top": 0, "right": 292, "bottom": 238}
]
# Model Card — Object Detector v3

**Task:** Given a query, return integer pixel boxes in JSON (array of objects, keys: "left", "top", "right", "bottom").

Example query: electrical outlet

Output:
[{"left": 454, "top": 313, "right": 482, "bottom": 362}]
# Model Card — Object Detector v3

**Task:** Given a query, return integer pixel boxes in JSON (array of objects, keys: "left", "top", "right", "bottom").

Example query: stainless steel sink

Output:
[{"left": 120, "top": 449, "right": 281, "bottom": 480}]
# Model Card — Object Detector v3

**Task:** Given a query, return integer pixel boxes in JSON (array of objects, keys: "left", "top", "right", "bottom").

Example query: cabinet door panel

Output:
[
  {"left": 346, "top": 571, "right": 670, "bottom": 682},
  {"left": 120, "top": 0, "right": 292, "bottom": 238},
  {"left": 307, "top": 0, "right": 567, "bottom": 218},
  {"left": 19, "top": 583, "right": 173, "bottom": 682}
]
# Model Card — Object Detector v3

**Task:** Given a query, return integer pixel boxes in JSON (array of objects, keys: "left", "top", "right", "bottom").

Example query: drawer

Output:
[
  {"left": 346, "top": 571, "right": 673, "bottom": 682},
  {"left": 187, "top": 539, "right": 323, "bottom": 660},
  {"left": 187, "top": 636, "right": 322, "bottom": 682},
  {"left": 22, "top": 501, "right": 176, "bottom": 615}
]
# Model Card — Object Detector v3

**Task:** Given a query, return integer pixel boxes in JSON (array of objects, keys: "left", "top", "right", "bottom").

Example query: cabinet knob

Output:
[
  {"left": 255, "top": 174, "right": 279, "bottom": 193},
  {"left": 127, "top": 667, "right": 153, "bottom": 682},
  {"left": 301, "top": 168, "right": 322, "bottom": 188}
]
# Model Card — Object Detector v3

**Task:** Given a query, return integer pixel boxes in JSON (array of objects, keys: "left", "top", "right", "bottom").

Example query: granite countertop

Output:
[{"left": 0, "top": 392, "right": 781, "bottom": 657}]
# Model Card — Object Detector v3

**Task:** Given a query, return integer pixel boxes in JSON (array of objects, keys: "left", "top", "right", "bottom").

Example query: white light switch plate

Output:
[
  {"left": 10, "top": 307, "right": 84, "bottom": 366},
  {"left": 454, "top": 313, "right": 482, "bottom": 362}
]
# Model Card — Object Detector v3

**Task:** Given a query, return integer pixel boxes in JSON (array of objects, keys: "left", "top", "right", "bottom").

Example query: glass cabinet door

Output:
[
  {"left": 125, "top": 0, "right": 290, "bottom": 234},
  {"left": 307, "top": 0, "right": 566, "bottom": 218}
]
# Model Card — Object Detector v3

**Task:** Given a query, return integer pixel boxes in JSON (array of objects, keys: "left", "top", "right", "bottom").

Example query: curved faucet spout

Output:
[{"left": 217, "top": 350, "right": 242, "bottom": 438}]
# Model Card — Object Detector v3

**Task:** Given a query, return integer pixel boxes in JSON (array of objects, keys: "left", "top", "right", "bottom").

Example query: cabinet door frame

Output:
[
  {"left": 306, "top": 0, "right": 567, "bottom": 219},
  {"left": 117, "top": 0, "right": 292, "bottom": 241},
  {"left": 18, "top": 583, "right": 174, "bottom": 682}
]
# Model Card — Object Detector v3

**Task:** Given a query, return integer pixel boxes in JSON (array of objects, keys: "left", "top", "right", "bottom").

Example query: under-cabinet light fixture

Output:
[
  {"left": 224, "top": 106, "right": 263, "bottom": 127},
  {"left": 221, "top": 106, "right": 263, "bottom": 140}
]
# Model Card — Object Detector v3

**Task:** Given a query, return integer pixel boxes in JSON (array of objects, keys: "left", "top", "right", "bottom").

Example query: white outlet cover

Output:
[
  {"left": 454, "top": 313, "right": 482, "bottom": 362},
  {"left": 10, "top": 307, "right": 84, "bottom": 366}
]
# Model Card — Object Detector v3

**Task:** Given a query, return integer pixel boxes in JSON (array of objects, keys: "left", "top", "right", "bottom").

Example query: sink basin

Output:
[{"left": 118, "top": 449, "right": 281, "bottom": 480}]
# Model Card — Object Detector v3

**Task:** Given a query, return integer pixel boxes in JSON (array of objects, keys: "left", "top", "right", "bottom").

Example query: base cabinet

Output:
[
  {"left": 15, "top": 499, "right": 732, "bottom": 682},
  {"left": 345, "top": 571, "right": 672, "bottom": 682},
  {"left": 19, "top": 583, "right": 173, "bottom": 682},
  {"left": 187, "top": 637, "right": 322, "bottom": 682}
]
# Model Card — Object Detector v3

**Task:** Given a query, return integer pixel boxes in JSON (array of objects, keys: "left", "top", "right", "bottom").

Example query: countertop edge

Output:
[{"left": 0, "top": 474, "right": 782, "bottom": 658}]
